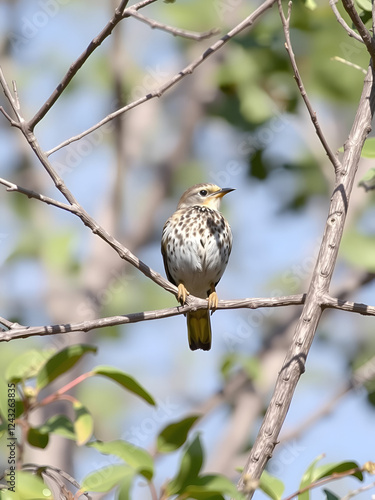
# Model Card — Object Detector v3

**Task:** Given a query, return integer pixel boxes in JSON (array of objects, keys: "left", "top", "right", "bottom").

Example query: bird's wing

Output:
[{"left": 161, "top": 219, "right": 177, "bottom": 286}]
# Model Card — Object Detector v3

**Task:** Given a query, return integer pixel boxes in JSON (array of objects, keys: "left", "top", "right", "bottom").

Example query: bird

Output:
[{"left": 161, "top": 183, "right": 234, "bottom": 351}]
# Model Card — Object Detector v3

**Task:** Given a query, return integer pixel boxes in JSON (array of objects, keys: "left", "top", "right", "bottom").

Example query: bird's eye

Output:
[{"left": 199, "top": 189, "right": 208, "bottom": 197}]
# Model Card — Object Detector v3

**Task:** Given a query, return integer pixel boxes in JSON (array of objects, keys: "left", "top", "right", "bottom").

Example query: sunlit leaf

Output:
[
  {"left": 36, "top": 344, "right": 97, "bottom": 390},
  {"left": 88, "top": 440, "right": 154, "bottom": 480},
  {"left": 6, "top": 349, "right": 54, "bottom": 384},
  {"left": 80, "top": 464, "right": 133, "bottom": 493},
  {"left": 157, "top": 415, "right": 200, "bottom": 453},
  {"left": 312, "top": 461, "right": 363, "bottom": 482},
  {"left": 117, "top": 472, "right": 135, "bottom": 500},
  {"left": 298, "top": 454, "right": 325, "bottom": 500},
  {"left": 259, "top": 470, "right": 285, "bottom": 500},
  {"left": 92, "top": 366, "right": 155, "bottom": 405},
  {"left": 73, "top": 400, "right": 94, "bottom": 446},
  {"left": 9, "top": 471, "right": 52, "bottom": 499}
]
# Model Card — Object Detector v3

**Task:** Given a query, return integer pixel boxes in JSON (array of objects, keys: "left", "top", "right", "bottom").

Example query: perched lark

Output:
[{"left": 161, "top": 183, "right": 234, "bottom": 351}]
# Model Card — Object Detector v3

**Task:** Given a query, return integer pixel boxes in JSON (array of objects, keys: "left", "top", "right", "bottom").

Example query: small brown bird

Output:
[{"left": 161, "top": 183, "right": 234, "bottom": 351}]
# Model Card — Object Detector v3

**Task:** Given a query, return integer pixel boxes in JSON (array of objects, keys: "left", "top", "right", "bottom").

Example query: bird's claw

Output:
[
  {"left": 208, "top": 290, "right": 218, "bottom": 313},
  {"left": 177, "top": 283, "right": 189, "bottom": 305}
]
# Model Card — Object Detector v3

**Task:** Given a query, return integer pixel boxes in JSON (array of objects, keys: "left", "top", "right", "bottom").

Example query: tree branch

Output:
[
  {"left": 278, "top": 0, "right": 342, "bottom": 174},
  {"left": 125, "top": 7, "right": 220, "bottom": 40},
  {"left": 341, "top": 0, "right": 375, "bottom": 61},
  {"left": 0, "top": 178, "right": 75, "bottom": 213},
  {"left": 329, "top": 0, "right": 364, "bottom": 43},
  {"left": 46, "top": 0, "right": 278, "bottom": 156},
  {"left": 0, "top": 295, "right": 305, "bottom": 342},
  {"left": 237, "top": 58, "right": 375, "bottom": 499}
]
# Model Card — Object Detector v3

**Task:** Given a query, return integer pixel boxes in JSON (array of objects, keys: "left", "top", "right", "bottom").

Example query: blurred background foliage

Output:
[{"left": 0, "top": 0, "right": 375, "bottom": 498}]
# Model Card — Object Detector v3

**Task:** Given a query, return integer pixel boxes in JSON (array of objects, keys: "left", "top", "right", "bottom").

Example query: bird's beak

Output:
[{"left": 209, "top": 187, "right": 235, "bottom": 199}]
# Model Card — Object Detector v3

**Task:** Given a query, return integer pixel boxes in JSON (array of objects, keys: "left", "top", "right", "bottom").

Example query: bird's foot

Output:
[
  {"left": 208, "top": 290, "right": 218, "bottom": 313},
  {"left": 177, "top": 283, "right": 189, "bottom": 305}
]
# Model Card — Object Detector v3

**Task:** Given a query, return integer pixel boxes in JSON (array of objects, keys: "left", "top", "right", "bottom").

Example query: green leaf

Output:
[
  {"left": 259, "top": 470, "right": 285, "bottom": 500},
  {"left": 312, "top": 461, "right": 363, "bottom": 482},
  {"left": 80, "top": 464, "right": 134, "bottom": 493},
  {"left": 323, "top": 489, "right": 340, "bottom": 500},
  {"left": 356, "top": 0, "right": 372, "bottom": 11},
  {"left": 298, "top": 454, "right": 325, "bottom": 500},
  {"left": 27, "top": 427, "right": 49, "bottom": 449},
  {"left": 167, "top": 434, "right": 204, "bottom": 496},
  {"left": 38, "top": 414, "right": 76, "bottom": 440},
  {"left": 157, "top": 415, "right": 200, "bottom": 453},
  {"left": 88, "top": 440, "right": 154, "bottom": 480},
  {"left": 6, "top": 349, "right": 54, "bottom": 384},
  {"left": 10, "top": 471, "right": 52, "bottom": 499},
  {"left": 183, "top": 474, "right": 244, "bottom": 500},
  {"left": 36, "top": 344, "right": 97, "bottom": 390},
  {"left": 361, "top": 138, "right": 375, "bottom": 157},
  {"left": 117, "top": 472, "right": 136, "bottom": 500},
  {"left": 73, "top": 400, "right": 94, "bottom": 446},
  {"left": 92, "top": 366, "right": 155, "bottom": 405},
  {"left": 303, "top": 0, "right": 317, "bottom": 10},
  {"left": 358, "top": 167, "right": 375, "bottom": 191},
  {"left": 340, "top": 231, "right": 375, "bottom": 272}
]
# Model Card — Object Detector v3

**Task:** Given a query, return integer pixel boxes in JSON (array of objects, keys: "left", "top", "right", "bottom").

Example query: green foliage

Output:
[
  {"left": 341, "top": 230, "right": 375, "bottom": 272},
  {"left": 92, "top": 366, "right": 156, "bottom": 405},
  {"left": 298, "top": 456, "right": 362, "bottom": 500},
  {"left": 88, "top": 440, "right": 154, "bottom": 480},
  {"left": 6, "top": 349, "right": 54, "bottom": 384},
  {"left": 157, "top": 415, "right": 201, "bottom": 453},
  {"left": 80, "top": 465, "right": 133, "bottom": 494},
  {"left": 259, "top": 470, "right": 285, "bottom": 500},
  {"left": 0, "top": 471, "right": 52, "bottom": 499},
  {"left": 358, "top": 168, "right": 375, "bottom": 191},
  {"left": 36, "top": 344, "right": 97, "bottom": 390},
  {"left": 73, "top": 400, "right": 94, "bottom": 445}
]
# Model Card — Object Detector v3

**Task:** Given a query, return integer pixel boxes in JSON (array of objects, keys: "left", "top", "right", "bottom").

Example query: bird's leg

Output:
[
  {"left": 208, "top": 284, "right": 218, "bottom": 313},
  {"left": 177, "top": 283, "right": 189, "bottom": 305}
]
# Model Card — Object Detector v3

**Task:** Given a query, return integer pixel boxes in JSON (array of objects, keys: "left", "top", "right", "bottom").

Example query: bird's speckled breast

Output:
[{"left": 162, "top": 205, "right": 232, "bottom": 298}]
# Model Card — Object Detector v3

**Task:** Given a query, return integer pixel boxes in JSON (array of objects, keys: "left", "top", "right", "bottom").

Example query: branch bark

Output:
[{"left": 237, "top": 62, "right": 375, "bottom": 499}]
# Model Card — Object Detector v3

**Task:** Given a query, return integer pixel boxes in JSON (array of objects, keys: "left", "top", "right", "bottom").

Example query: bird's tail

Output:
[{"left": 187, "top": 309, "right": 212, "bottom": 351}]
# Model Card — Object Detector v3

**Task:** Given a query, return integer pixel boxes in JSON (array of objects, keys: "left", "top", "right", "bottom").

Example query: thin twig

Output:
[
  {"left": 278, "top": 0, "right": 342, "bottom": 174},
  {"left": 341, "top": 0, "right": 375, "bottom": 61},
  {"left": 126, "top": 7, "right": 220, "bottom": 40},
  {"left": 331, "top": 56, "right": 367, "bottom": 74},
  {"left": 282, "top": 468, "right": 363, "bottom": 500},
  {"left": 0, "top": 178, "right": 75, "bottom": 213},
  {"left": 341, "top": 480, "right": 375, "bottom": 500},
  {"left": 46, "top": 0, "right": 278, "bottom": 156},
  {"left": 0, "top": 67, "right": 22, "bottom": 123},
  {"left": 27, "top": 0, "right": 131, "bottom": 130},
  {"left": 329, "top": 0, "right": 364, "bottom": 43}
]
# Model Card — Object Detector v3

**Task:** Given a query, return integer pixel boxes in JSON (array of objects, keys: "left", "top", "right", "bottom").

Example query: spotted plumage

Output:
[{"left": 161, "top": 183, "right": 234, "bottom": 351}]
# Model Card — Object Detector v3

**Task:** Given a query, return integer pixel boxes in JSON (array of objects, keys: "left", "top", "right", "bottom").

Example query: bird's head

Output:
[{"left": 177, "top": 183, "right": 235, "bottom": 211}]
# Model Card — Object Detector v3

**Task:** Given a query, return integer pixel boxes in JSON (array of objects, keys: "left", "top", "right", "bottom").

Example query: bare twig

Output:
[
  {"left": 329, "top": 0, "right": 364, "bottom": 43},
  {"left": 341, "top": 480, "right": 375, "bottom": 500},
  {"left": 341, "top": 0, "right": 375, "bottom": 61},
  {"left": 331, "top": 56, "right": 367, "bottom": 74},
  {"left": 46, "top": 0, "right": 278, "bottom": 156},
  {"left": 237, "top": 59, "right": 375, "bottom": 499},
  {"left": 278, "top": 0, "right": 342, "bottom": 174},
  {"left": 125, "top": 7, "right": 220, "bottom": 40},
  {"left": 0, "top": 178, "right": 75, "bottom": 213},
  {"left": 282, "top": 467, "right": 363, "bottom": 500},
  {"left": 27, "top": 0, "right": 130, "bottom": 130}
]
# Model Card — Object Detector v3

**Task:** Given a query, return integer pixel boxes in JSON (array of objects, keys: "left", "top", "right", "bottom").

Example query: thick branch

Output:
[
  {"left": 46, "top": 0, "right": 278, "bottom": 156},
  {"left": 341, "top": 0, "right": 375, "bottom": 61},
  {"left": 237, "top": 60, "right": 375, "bottom": 499}
]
